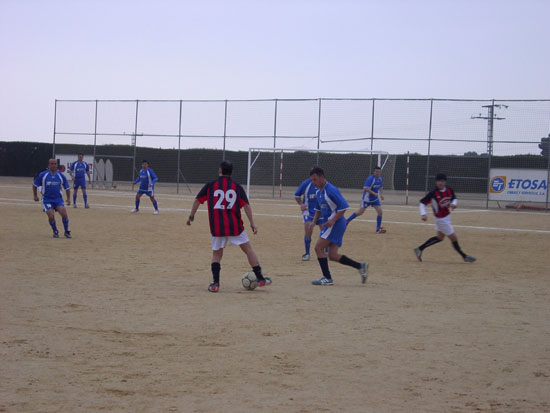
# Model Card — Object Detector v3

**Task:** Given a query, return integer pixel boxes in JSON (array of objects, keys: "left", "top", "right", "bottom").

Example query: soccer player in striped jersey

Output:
[
  {"left": 346, "top": 166, "right": 386, "bottom": 233},
  {"left": 130, "top": 160, "right": 159, "bottom": 214},
  {"left": 32, "top": 158, "right": 72, "bottom": 238},
  {"left": 68, "top": 153, "right": 91, "bottom": 208},
  {"left": 309, "top": 167, "right": 368, "bottom": 286},
  {"left": 186, "top": 160, "right": 271, "bottom": 292},
  {"left": 294, "top": 177, "right": 326, "bottom": 261},
  {"left": 414, "top": 173, "right": 476, "bottom": 263}
]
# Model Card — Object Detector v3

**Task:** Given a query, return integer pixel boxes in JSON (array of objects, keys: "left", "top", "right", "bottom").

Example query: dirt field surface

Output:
[{"left": 1, "top": 177, "right": 549, "bottom": 412}]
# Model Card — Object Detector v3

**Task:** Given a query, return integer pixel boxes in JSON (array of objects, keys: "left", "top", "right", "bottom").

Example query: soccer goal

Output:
[{"left": 246, "top": 147, "right": 392, "bottom": 200}]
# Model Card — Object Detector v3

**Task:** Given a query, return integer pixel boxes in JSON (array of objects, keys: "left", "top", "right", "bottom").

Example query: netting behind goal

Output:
[{"left": 247, "top": 148, "right": 394, "bottom": 202}]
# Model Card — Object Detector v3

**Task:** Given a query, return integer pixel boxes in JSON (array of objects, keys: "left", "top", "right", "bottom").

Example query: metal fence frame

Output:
[{"left": 52, "top": 98, "right": 550, "bottom": 209}]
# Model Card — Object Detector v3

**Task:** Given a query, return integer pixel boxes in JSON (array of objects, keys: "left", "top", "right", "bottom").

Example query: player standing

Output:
[
  {"left": 68, "top": 153, "right": 91, "bottom": 208},
  {"left": 33, "top": 158, "right": 72, "bottom": 238},
  {"left": 309, "top": 167, "right": 368, "bottom": 285},
  {"left": 131, "top": 160, "right": 159, "bottom": 214},
  {"left": 346, "top": 166, "right": 386, "bottom": 233},
  {"left": 413, "top": 173, "right": 476, "bottom": 263},
  {"left": 187, "top": 160, "right": 271, "bottom": 292},
  {"left": 294, "top": 177, "right": 326, "bottom": 261}
]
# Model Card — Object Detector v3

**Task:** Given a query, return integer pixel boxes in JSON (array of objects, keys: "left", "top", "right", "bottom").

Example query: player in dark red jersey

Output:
[
  {"left": 414, "top": 173, "right": 476, "bottom": 263},
  {"left": 187, "top": 160, "right": 272, "bottom": 292}
]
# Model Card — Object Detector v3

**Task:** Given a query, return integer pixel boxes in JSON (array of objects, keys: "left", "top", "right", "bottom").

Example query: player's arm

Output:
[
  {"left": 243, "top": 204, "right": 258, "bottom": 234},
  {"left": 187, "top": 199, "right": 201, "bottom": 226},
  {"left": 86, "top": 171, "right": 92, "bottom": 183},
  {"left": 419, "top": 192, "right": 433, "bottom": 221},
  {"left": 62, "top": 176, "right": 71, "bottom": 205},
  {"left": 32, "top": 184, "right": 39, "bottom": 201},
  {"left": 294, "top": 196, "right": 307, "bottom": 211},
  {"left": 311, "top": 210, "right": 321, "bottom": 226},
  {"left": 325, "top": 210, "right": 346, "bottom": 227},
  {"left": 450, "top": 188, "right": 457, "bottom": 210},
  {"left": 150, "top": 170, "right": 158, "bottom": 185}
]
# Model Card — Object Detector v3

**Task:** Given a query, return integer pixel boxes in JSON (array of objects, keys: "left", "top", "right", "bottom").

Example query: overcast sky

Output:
[{"left": 1, "top": 0, "right": 549, "bottom": 146}]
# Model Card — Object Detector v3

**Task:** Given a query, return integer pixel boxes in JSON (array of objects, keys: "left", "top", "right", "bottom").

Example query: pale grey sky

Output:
[{"left": 1, "top": 0, "right": 549, "bottom": 150}]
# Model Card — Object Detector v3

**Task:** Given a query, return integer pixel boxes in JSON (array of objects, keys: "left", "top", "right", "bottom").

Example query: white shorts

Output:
[
  {"left": 435, "top": 216, "right": 454, "bottom": 236},
  {"left": 211, "top": 231, "right": 250, "bottom": 250}
]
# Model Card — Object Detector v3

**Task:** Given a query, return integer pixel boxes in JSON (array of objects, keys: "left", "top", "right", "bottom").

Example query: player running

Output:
[
  {"left": 413, "top": 173, "right": 476, "bottom": 263},
  {"left": 294, "top": 177, "right": 326, "bottom": 261},
  {"left": 346, "top": 166, "right": 386, "bottom": 233},
  {"left": 33, "top": 158, "right": 72, "bottom": 238},
  {"left": 68, "top": 153, "right": 91, "bottom": 208},
  {"left": 309, "top": 167, "right": 368, "bottom": 286},
  {"left": 187, "top": 160, "right": 271, "bottom": 293},
  {"left": 131, "top": 160, "right": 159, "bottom": 214}
]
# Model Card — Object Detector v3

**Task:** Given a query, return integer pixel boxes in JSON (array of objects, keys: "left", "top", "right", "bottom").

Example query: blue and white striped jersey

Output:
[{"left": 33, "top": 170, "right": 70, "bottom": 200}]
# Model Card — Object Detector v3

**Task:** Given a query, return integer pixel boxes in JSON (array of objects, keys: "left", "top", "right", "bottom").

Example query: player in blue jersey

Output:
[
  {"left": 346, "top": 166, "right": 386, "bottom": 233},
  {"left": 309, "top": 167, "right": 368, "bottom": 286},
  {"left": 294, "top": 177, "right": 326, "bottom": 261},
  {"left": 131, "top": 160, "right": 159, "bottom": 214},
  {"left": 33, "top": 158, "right": 72, "bottom": 238},
  {"left": 68, "top": 153, "right": 91, "bottom": 208}
]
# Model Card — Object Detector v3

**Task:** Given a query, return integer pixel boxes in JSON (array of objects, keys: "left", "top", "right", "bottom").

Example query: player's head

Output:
[
  {"left": 219, "top": 160, "right": 233, "bottom": 176},
  {"left": 48, "top": 158, "right": 58, "bottom": 172},
  {"left": 77, "top": 153, "right": 84, "bottom": 161},
  {"left": 141, "top": 160, "right": 149, "bottom": 169},
  {"left": 435, "top": 173, "right": 447, "bottom": 190},
  {"left": 309, "top": 166, "right": 326, "bottom": 188},
  {"left": 373, "top": 166, "right": 381, "bottom": 177}
]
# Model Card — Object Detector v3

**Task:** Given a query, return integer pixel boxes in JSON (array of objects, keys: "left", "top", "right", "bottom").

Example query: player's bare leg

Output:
[
  {"left": 149, "top": 195, "right": 159, "bottom": 214},
  {"left": 346, "top": 206, "right": 366, "bottom": 226},
  {"left": 56, "top": 206, "right": 71, "bottom": 238},
  {"left": 82, "top": 187, "right": 89, "bottom": 208},
  {"left": 448, "top": 233, "right": 476, "bottom": 262},
  {"left": 374, "top": 205, "right": 386, "bottom": 233},
  {"left": 131, "top": 193, "right": 142, "bottom": 212},
  {"left": 414, "top": 232, "right": 445, "bottom": 262},
  {"left": 302, "top": 222, "right": 314, "bottom": 261},
  {"left": 208, "top": 248, "right": 224, "bottom": 292},
  {"left": 239, "top": 242, "right": 270, "bottom": 286}
]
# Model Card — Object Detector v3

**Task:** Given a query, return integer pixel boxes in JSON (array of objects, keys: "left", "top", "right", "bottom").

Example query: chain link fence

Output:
[{"left": 51, "top": 98, "right": 550, "bottom": 209}]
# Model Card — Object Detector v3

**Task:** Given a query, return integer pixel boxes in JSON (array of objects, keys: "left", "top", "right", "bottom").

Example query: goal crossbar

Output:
[{"left": 246, "top": 147, "right": 390, "bottom": 197}]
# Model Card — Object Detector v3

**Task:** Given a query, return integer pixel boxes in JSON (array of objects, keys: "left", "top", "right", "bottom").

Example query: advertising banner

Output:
[{"left": 489, "top": 168, "right": 548, "bottom": 203}]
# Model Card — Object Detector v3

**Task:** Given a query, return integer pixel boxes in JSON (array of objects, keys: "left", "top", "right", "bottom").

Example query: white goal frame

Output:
[{"left": 246, "top": 147, "right": 390, "bottom": 197}]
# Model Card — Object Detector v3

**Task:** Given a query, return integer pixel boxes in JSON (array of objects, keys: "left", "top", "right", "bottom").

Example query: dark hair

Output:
[
  {"left": 142, "top": 160, "right": 149, "bottom": 164},
  {"left": 77, "top": 153, "right": 84, "bottom": 156},
  {"left": 220, "top": 160, "right": 233, "bottom": 176},
  {"left": 435, "top": 173, "right": 447, "bottom": 181},
  {"left": 309, "top": 166, "right": 325, "bottom": 177},
  {"left": 374, "top": 166, "right": 381, "bottom": 170}
]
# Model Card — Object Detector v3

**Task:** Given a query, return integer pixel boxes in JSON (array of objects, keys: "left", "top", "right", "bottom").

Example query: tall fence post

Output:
[
  {"left": 272, "top": 99, "right": 278, "bottom": 198},
  {"left": 316, "top": 98, "right": 322, "bottom": 165},
  {"left": 485, "top": 99, "right": 496, "bottom": 209},
  {"left": 222, "top": 100, "right": 228, "bottom": 160},
  {"left": 92, "top": 100, "right": 98, "bottom": 189},
  {"left": 177, "top": 100, "right": 183, "bottom": 194},
  {"left": 424, "top": 99, "right": 434, "bottom": 192},
  {"left": 52, "top": 99, "right": 58, "bottom": 157},
  {"left": 131, "top": 100, "right": 139, "bottom": 190},
  {"left": 370, "top": 98, "right": 376, "bottom": 172}
]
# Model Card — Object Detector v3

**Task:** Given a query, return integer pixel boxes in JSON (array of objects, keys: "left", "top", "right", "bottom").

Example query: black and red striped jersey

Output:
[
  {"left": 420, "top": 186, "right": 456, "bottom": 218},
  {"left": 196, "top": 176, "right": 249, "bottom": 237}
]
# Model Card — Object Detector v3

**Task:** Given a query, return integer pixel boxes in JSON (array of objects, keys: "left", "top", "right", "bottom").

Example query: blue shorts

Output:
[
  {"left": 42, "top": 198, "right": 64, "bottom": 212},
  {"left": 137, "top": 189, "right": 154, "bottom": 197},
  {"left": 302, "top": 212, "right": 326, "bottom": 226},
  {"left": 320, "top": 217, "right": 347, "bottom": 247},
  {"left": 361, "top": 198, "right": 381, "bottom": 208},
  {"left": 73, "top": 178, "right": 87, "bottom": 189}
]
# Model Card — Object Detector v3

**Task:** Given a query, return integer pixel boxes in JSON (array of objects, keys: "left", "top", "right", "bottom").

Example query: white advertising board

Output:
[
  {"left": 55, "top": 154, "right": 94, "bottom": 183},
  {"left": 489, "top": 168, "right": 548, "bottom": 203}
]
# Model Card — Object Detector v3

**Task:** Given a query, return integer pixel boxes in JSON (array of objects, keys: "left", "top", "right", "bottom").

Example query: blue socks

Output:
[
  {"left": 83, "top": 193, "right": 88, "bottom": 206},
  {"left": 135, "top": 198, "right": 140, "bottom": 210},
  {"left": 304, "top": 237, "right": 311, "bottom": 255},
  {"left": 62, "top": 218, "right": 69, "bottom": 232},
  {"left": 152, "top": 200, "right": 158, "bottom": 211},
  {"left": 377, "top": 215, "right": 382, "bottom": 230},
  {"left": 346, "top": 213, "right": 357, "bottom": 224},
  {"left": 73, "top": 193, "right": 77, "bottom": 205},
  {"left": 49, "top": 219, "right": 58, "bottom": 233}
]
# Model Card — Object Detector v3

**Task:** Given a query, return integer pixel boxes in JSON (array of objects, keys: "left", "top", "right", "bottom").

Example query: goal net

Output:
[{"left": 246, "top": 148, "right": 393, "bottom": 202}]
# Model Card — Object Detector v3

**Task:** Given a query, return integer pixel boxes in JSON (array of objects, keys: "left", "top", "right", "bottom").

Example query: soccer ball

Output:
[{"left": 241, "top": 272, "right": 258, "bottom": 290}]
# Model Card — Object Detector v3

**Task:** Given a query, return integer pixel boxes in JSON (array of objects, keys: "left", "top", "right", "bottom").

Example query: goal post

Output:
[{"left": 247, "top": 147, "right": 391, "bottom": 200}]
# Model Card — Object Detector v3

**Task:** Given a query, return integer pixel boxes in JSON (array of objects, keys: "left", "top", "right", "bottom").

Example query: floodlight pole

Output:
[
  {"left": 92, "top": 100, "right": 98, "bottom": 189},
  {"left": 316, "top": 98, "right": 322, "bottom": 165},
  {"left": 424, "top": 99, "right": 434, "bottom": 192},
  {"left": 131, "top": 100, "right": 139, "bottom": 190},
  {"left": 52, "top": 99, "right": 58, "bottom": 157},
  {"left": 222, "top": 100, "right": 228, "bottom": 160},
  {"left": 370, "top": 98, "right": 376, "bottom": 172},
  {"left": 272, "top": 99, "right": 278, "bottom": 198},
  {"left": 177, "top": 100, "right": 182, "bottom": 194}
]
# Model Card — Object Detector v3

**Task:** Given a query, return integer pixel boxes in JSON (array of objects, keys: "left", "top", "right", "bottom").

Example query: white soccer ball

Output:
[{"left": 241, "top": 272, "right": 258, "bottom": 290}]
